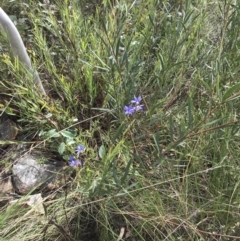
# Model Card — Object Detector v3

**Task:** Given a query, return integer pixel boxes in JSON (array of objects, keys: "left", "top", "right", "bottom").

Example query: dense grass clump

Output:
[{"left": 1, "top": 0, "right": 240, "bottom": 240}]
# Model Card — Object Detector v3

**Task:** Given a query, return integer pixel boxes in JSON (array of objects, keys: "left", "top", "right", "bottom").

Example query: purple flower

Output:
[
  {"left": 124, "top": 95, "right": 145, "bottom": 116},
  {"left": 131, "top": 96, "right": 142, "bottom": 105},
  {"left": 75, "top": 144, "right": 85, "bottom": 155},
  {"left": 69, "top": 155, "right": 80, "bottom": 166},
  {"left": 135, "top": 104, "right": 144, "bottom": 112},
  {"left": 124, "top": 105, "right": 135, "bottom": 115}
]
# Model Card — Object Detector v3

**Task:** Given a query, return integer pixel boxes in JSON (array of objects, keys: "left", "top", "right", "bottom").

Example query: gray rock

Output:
[
  {"left": 0, "top": 119, "right": 18, "bottom": 140},
  {"left": 12, "top": 154, "right": 64, "bottom": 194}
]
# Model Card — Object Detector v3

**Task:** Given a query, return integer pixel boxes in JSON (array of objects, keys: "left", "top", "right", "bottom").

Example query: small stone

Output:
[
  {"left": 12, "top": 154, "right": 64, "bottom": 194},
  {"left": 0, "top": 119, "right": 18, "bottom": 140}
]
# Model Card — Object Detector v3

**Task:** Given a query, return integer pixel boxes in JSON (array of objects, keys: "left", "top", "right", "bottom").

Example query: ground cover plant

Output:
[{"left": 1, "top": 0, "right": 240, "bottom": 240}]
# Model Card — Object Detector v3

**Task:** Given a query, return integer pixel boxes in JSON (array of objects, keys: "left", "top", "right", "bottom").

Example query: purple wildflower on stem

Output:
[
  {"left": 135, "top": 104, "right": 144, "bottom": 112},
  {"left": 131, "top": 96, "right": 142, "bottom": 105},
  {"left": 69, "top": 155, "right": 80, "bottom": 167},
  {"left": 124, "top": 105, "right": 135, "bottom": 115},
  {"left": 75, "top": 144, "right": 85, "bottom": 156},
  {"left": 124, "top": 95, "right": 145, "bottom": 116}
]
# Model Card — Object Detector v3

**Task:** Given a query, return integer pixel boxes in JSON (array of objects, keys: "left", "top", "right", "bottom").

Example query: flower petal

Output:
[{"left": 75, "top": 144, "right": 85, "bottom": 155}]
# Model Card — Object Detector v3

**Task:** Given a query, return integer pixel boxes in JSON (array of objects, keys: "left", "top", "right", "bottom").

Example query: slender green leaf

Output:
[
  {"left": 120, "top": 159, "right": 132, "bottom": 184},
  {"left": 113, "top": 123, "right": 126, "bottom": 141},
  {"left": 153, "top": 131, "right": 160, "bottom": 154},
  {"left": 187, "top": 96, "right": 193, "bottom": 128},
  {"left": 60, "top": 130, "right": 76, "bottom": 138},
  {"left": 169, "top": 115, "right": 174, "bottom": 141},
  {"left": 201, "top": 118, "right": 224, "bottom": 127},
  {"left": 222, "top": 83, "right": 240, "bottom": 102}
]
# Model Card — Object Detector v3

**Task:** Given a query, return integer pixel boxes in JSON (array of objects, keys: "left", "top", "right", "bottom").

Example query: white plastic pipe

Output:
[{"left": 0, "top": 7, "right": 46, "bottom": 95}]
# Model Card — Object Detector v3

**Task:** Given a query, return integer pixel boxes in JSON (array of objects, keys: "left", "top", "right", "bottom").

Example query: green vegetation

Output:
[{"left": 1, "top": 0, "right": 240, "bottom": 240}]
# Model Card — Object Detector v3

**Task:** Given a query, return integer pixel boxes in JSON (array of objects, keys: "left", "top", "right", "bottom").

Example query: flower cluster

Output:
[
  {"left": 69, "top": 144, "right": 85, "bottom": 167},
  {"left": 124, "top": 95, "right": 144, "bottom": 115}
]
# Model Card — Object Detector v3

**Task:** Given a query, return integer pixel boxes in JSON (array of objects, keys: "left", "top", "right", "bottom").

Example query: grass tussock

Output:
[{"left": 1, "top": 0, "right": 240, "bottom": 240}]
